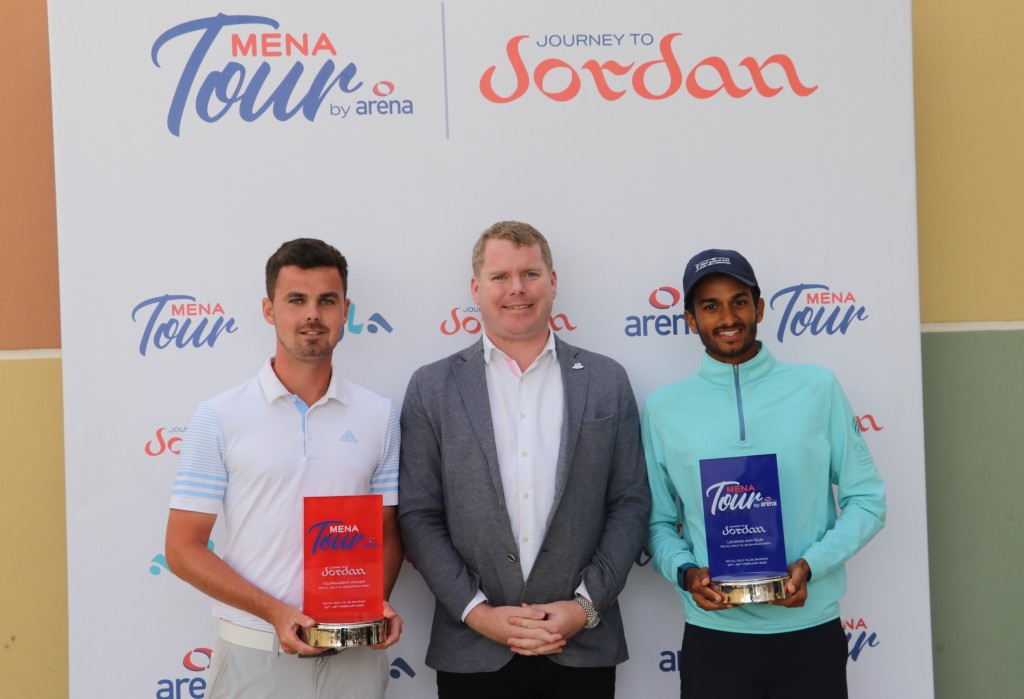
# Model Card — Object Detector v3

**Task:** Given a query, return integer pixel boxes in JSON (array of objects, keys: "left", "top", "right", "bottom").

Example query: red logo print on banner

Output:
[
  {"left": 648, "top": 286, "right": 681, "bottom": 310},
  {"left": 481, "top": 34, "right": 817, "bottom": 103},
  {"left": 441, "top": 307, "right": 577, "bottom": 335},
  {"left": 182, "top": 648, "right": 214, "bottom": 672},
  {"left": 154, "top": 647, "right": 212, "bottom": 698},
  {"left": 624, "top": 285, "right": 694, "bottom": 337},
  {"left": 145, "top": 426, "right": 187, "bottom": 457},
  {"left": 857, "top": 415, "right": 884, "bottom": 432}
]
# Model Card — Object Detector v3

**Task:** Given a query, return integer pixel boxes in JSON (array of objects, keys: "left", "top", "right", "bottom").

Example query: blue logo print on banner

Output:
[
  {"left": 132, "top": 295, "right": 238, "bottom": 356},
  {"left": 845, "top": 617, "right": 881, "bottom": 661},
  {"left": 155, "top": 647, "right": 213, "bottom": 698},
  {"left": 152, "top": 14, "right": 414, "bottom": 135},
  {"left": 340, "top": 300, "right": 393, "bottom": 340},
  {"left": 770, "top": 284, "right": 868, "bottom": 342},
  {"left": 151, "top": 540, "right": 215, "bottom": 576},
  {"left": 625, "top": 281, "right": 869, "bottom": 340},
  {"left": 389, "top": 657, "right": 416, "bottom": 679},
  {"left": 624, "top": 285, "right": 695, "bottom": 337}
]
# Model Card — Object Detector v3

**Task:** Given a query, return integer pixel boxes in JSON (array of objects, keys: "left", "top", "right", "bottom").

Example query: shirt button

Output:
[
  {"left": 522, "top": 492, "right": 530, "bottom": 500},
  {"left": 521, "top": 451, "right": 528, "bottom": 458},
  {"left": 520, "top": 412, "right": 526, "bottom": 419},
  {"left": 521, "top": 535, "right": 529, "bottom": 544}
]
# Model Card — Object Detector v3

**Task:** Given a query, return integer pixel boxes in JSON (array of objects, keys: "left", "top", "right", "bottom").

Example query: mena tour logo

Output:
[
  {"left": 132, "top": 294, "right": 238, "bottom": 356},
  {"left": 152, "top": 14, "right": 414, "bottom": 135}
]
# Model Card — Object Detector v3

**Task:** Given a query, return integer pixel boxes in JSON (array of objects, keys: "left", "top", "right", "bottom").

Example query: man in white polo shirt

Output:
[{"left": 165, "top": 238, "right": 402, "bottom": 699}]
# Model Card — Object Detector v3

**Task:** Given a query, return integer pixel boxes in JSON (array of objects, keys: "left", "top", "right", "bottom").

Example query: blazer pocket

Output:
[{"left": 580, "top": 414, "right": 615, "bottom": 430}]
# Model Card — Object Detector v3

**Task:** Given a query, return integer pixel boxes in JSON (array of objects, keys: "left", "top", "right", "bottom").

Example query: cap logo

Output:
[{"left": 694, "top": 256, "right": 731, "bottom": 272}]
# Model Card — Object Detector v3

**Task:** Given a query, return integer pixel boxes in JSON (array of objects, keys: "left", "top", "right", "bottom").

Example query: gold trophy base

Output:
[
  {"left": 305, "top": 619, "right": 387, "bottom": 649},
  {"left": 713, "top": 575, "right": 790, "bottom": 605}
]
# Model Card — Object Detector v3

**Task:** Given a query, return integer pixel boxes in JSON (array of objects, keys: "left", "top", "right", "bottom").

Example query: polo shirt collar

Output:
[{"left": 257, "top": 358, "right": 348, "bottom": 406}]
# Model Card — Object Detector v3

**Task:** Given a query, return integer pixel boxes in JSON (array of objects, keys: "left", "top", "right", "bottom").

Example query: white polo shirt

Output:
[{"left": 170, "top": 359, "right": 399, "bottom": 632}]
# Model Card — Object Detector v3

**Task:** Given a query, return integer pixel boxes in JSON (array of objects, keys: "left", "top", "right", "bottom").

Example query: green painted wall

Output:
[{"left": 923, "top": 330, "right": 1024, "bottom": 697}]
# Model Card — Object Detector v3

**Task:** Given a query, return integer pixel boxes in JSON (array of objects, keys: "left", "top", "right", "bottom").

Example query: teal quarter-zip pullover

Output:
[{"left": 643, "top": 343, "right": 886, "bottom": 634}]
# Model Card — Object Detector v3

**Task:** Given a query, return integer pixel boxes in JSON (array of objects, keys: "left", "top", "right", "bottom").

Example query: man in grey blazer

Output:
[{"left": 399, "top": 220, "right": 650, "bottom": 698}]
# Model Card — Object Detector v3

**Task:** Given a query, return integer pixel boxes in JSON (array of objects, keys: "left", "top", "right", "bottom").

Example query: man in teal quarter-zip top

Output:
[{"left": 642, "top": 249, "right": 886, "bottom": 699}]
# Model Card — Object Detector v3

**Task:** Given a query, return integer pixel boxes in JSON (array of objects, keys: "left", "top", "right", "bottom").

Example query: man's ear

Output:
[{"left": 684, "top": 310, "right": 699, "bottom": 334}]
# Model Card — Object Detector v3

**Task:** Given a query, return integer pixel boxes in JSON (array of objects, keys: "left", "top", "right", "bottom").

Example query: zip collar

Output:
[{"left": 696, "top": 342, "right": 776, "bottom": 388}]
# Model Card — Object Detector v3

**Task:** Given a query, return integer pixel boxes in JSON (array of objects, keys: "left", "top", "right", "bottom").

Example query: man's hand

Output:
[
  {"left": 683, "top": 566, "right": 734, "bottom": 611},
  {"left": 266, "top": 602, "right": 324, "bottom": 655},
  {"left": 768, "top": 559, "right": 810, "bottom": 608},
  {"left": 371, "top": 601, "right": 403, "bottom": 649},
  {"left": 510, "top": 600, "right": 587, "bottom": 655},
  {"left": 465, "top": 603, "right": 563, "bottom": 654}
]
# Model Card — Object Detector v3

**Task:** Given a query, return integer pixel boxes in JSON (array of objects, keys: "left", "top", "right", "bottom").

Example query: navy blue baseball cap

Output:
[{"left": 682, "top": 249, "right": 759, "bottom": 306}]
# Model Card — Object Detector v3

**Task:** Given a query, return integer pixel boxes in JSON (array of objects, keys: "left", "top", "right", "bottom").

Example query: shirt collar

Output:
[
  {"left": 481, "top": 330, "right": 558, "bottom": 368},
  {"left": 257, "top": 358, "right": 348, "bottom": 406}
]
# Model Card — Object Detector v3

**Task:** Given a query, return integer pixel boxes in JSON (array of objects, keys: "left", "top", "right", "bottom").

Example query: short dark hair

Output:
[
  {"left": 265, "top": 238, "right": 348, "bottom": 299},
  {"left": 472, "top": 220, "right": 553, "bottom": 276}
]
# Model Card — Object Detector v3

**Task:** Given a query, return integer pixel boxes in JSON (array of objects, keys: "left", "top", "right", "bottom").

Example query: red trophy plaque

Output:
[{"left": 302, "top": 495, "right": 386, "bottom": 648}]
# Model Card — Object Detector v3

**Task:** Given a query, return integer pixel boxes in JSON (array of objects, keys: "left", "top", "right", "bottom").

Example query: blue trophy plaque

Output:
[{"left": 699, "top": 453, "right": 790, "bottom": 604}]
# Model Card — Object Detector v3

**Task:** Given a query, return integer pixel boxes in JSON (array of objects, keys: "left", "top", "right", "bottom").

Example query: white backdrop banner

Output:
[{"left": 49, "top": 1, "right": 932, "bottom": 697}]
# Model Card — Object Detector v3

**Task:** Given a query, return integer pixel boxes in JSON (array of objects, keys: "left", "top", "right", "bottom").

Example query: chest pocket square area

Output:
[{"left": 580, "top": 414, "right": 615, "bottom": 430}]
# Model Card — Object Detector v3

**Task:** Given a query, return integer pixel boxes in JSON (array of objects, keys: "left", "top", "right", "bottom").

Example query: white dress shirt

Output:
[
  {"left": 461, "top": 332, "right": 595, "bottom": 621},
  {"left": 484, "top": 330, "right": 564, "bottom": 579}
]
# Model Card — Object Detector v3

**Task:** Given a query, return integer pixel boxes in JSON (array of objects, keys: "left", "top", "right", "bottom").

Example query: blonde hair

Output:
[{"left": 471, "top": 220, "right": 553, "bottom": 276}]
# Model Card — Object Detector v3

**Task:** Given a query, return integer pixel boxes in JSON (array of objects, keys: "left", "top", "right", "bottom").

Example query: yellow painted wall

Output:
[
  {"left": 913, "top": 0, "right": 1024, "bottom": 322},
  {"left": 2, "top": 2, "right": 66, "bottom": 697},
  {"left": 0, "top": 360, "right": 67, "bottom": 695},
  {"left": 2, "top": 2, "right": 1023, "bottom": 698}
]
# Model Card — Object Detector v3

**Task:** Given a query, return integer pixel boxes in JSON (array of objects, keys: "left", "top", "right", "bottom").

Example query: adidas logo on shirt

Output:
[{"left": 338, "top": 430, "right": 359, "bottom": 443}]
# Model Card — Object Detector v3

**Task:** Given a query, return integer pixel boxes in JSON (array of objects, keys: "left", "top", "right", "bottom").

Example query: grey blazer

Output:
[{"left": 398, "top": 336, "right": 651, "bottom": 673}]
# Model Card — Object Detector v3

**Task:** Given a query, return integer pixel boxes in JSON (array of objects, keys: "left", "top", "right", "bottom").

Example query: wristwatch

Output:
[
  {"left": 677, "top": 563, "right": 698, "bottom": 589},
  {"left": 574, "top": 594, "right": 601, "bottom": 629}
]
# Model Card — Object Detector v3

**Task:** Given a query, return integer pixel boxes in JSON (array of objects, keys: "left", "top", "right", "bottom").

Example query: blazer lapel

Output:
[
  {"left": 452, "top": 340, "right": 506, "bottom": 506},
  {"left": 550, "top": 336, "right": 586, "bottom": 525}
]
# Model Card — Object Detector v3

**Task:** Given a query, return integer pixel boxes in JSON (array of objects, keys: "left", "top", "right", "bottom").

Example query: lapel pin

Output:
[{"left": 571, "top": 362, "right": 584, "bottom": 370}]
